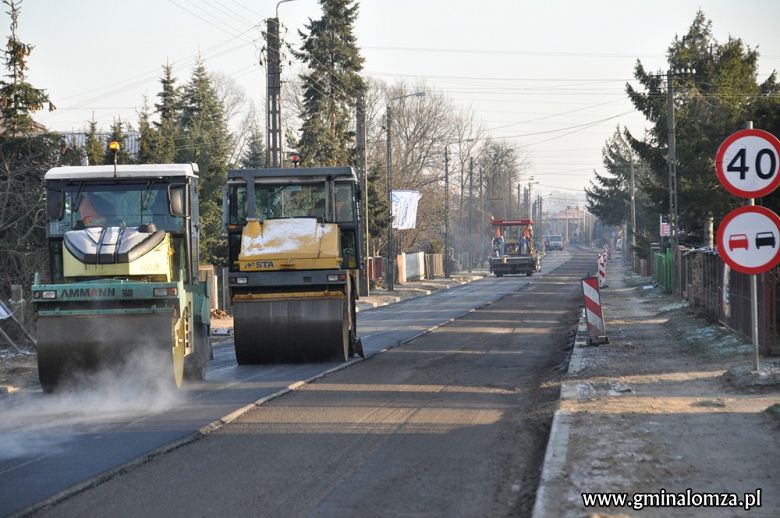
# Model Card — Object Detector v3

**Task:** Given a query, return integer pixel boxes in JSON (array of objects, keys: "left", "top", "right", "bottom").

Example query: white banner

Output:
[
  {"left": 0, "top": 304, "right": 9, "bottom": 320},
  {"left": 392, "top": 190, "right": 421, "bottom": 229}
]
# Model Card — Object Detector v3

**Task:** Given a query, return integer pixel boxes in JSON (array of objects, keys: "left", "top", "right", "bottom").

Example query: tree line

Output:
[{"left": 586, "top": 11, "right": 780, "bottom": 255}]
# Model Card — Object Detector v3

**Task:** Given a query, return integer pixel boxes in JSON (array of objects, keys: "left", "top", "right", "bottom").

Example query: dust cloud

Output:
[{"left": 0, "top": 347, "right": 184, "bottom": 461}]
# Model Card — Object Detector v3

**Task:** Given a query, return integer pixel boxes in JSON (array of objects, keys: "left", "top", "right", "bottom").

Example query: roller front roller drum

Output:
[
  {"left": 36, "top": 312, "right": 184, "bottom": 393},
  {"left": 233, "top": 294, "right": 351, "bottom": 364}
]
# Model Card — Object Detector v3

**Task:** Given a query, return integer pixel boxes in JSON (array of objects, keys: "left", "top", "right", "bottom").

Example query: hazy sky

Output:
[{"left": 11, "top": 0, "right": 780, "bottom": 205}]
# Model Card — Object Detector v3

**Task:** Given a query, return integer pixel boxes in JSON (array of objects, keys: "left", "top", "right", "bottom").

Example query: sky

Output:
[{"left": 9, "top": 0, "right": 780, "bottom": 208}]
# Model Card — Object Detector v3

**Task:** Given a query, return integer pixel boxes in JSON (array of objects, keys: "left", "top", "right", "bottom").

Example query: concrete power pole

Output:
[
  {"left": 266, "top": 17, "right": 283, "bottom": 168},
  {"left": 468, "top": 157, "right": 474, "bottom": 273},
  {"left": 355, "top": 94, "right": 369, "bottom": 296},
  {"left": 630, "top": 158, "right": 637, "bottom": 264},
  {"left": 444, "top": 146, "right": 450, "bottom": 278},
  {"left": 666, "top": 70, "right": 678, "bottom": 293},
  {"left": 386, "top": 106, "right": 394, "bottom": 292}
]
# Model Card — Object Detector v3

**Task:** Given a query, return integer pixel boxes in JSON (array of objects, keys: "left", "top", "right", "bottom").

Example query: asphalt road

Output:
[{"left": 0, "top": 250, "right": 586, "bottom": 517}]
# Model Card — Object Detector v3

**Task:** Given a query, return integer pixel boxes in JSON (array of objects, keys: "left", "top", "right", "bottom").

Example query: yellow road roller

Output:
[{"left": 223, "top": 167, "right": 363, "bottom": 363}]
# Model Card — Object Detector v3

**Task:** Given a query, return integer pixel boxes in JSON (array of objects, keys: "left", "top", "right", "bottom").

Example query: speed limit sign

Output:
[{"left": 715, "top": 128, "right": 780, "bottom": 198}]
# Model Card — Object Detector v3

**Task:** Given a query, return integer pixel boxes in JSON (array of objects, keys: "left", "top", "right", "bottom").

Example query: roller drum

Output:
[
  {"left": 36, "top": 313, "right": 177, "bottom": 392},
  {"left": 233, "top": 294, "right": 349, "bottom": 364}
]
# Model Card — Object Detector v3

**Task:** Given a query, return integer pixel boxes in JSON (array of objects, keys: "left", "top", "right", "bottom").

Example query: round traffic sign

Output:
[
  {"left": 715, "top": 128, "right": 780, "bottom": 198},
  {"left": 716, "top": 205, "right": 780, "bottom": 274}
]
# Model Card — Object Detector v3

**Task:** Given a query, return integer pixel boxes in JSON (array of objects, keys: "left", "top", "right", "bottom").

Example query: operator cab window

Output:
[
  {"left": 49, "top": 182, "right": 186, "bottom": 235},
  {"left": 334, "top": 183, "right": 355, "bottom": 222},
  {"left": 254, "top": 183, "right": 327, "bottom": 220}
]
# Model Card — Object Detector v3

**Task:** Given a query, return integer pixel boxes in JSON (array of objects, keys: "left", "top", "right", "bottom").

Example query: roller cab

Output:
[
  {"left": 225, "top": 167, "right": 363, "bottom": 363},
  {"left": 32, "top": 164, "right": 212, "bottom": 392}
]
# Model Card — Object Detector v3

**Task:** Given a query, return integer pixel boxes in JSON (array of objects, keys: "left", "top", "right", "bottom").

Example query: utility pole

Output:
[
  {"left": 666, "top": 70, "right": 678, "bottom": 293},
  {"left": 444, "top": 146, "right": 450, "bottom": 278},
  {"left": 266, "top": 16, "right": 283, "bottom": 168},
  {"left": 468, "top": 157, "right": 474, "bottom": 273},
  {"left": 517, "top": 184, "right": 522, "bottom": 218},
  {"left": 479, "top": 166, "right": 484, "bottom": 262},
  {"left": 355, "top": 94, "right": 369, "bottom": 296},
  {"left": 537, "top": 194, "right": 543, "bottom": 234},
  {"left": 385, "top": 105, "right": 394, "bottom": 291},
  {"left": 630, "top": 157, "right": 637, "bottom": 264}
]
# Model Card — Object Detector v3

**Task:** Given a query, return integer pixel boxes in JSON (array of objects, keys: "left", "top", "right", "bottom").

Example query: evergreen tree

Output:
[
  {"left": 137, "top": 97, "right": 156, "bottom": 164},
  {"left": 586, "top": 127, "right": 634, "bottom": 226},
  {"left": 103, "top": 117, "right": 129, "bottom": 165},
  {"left": 239, "top": 125, "right": 267, "bottom": 168},
  {"left": 625, "top": 10, "right": 779, "bottom": 242},
  {"left": 153, "top": 63, "right": 179, "bottom": 163},
  {"left": 83, "top": 117, "right": 103, "bottom": 166},
  {"left": 586, "top": 127, "right": 654, "bottom": 253},
  {"left": 177, "top": 58, "right": 232, "bottom": 265},
  {"left": 0, "top": 0, "right": 54, "bottom": 137},
  {"left": 0, "top": 0, "right": 63, "bottom": 305},
  {"left": 295, "top": 0, "right": 365, "bottom": 166}
]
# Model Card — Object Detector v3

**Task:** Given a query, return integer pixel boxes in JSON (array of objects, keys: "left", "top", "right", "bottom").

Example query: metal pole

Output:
[
  {"left": 749, "top": 197, "right": 760, "bottom": 371},
  {"left": 356, "top": 94, "right": 369, "bottom": 296},
  {"left": 386, "top": 105, "right": 394, "bottom": 292},
  {"left": 666, "top": 70, "right": 678, "bottom": 294},
  {"left": 746, "top": 120, "right": 760, "bottom": 371},
  {"left": 444, "top": 146, "right": 450, "bottom": 278},
  {"left": 468, "top": 156, "right": 474, "bottom": 273},
  {"left": 630, "top": 157, "right": 637, "bottom": 263}
]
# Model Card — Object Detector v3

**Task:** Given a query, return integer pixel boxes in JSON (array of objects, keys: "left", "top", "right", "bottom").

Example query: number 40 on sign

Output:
[{"left": 716, "top": 128, "right": 780, "bottom": 198}]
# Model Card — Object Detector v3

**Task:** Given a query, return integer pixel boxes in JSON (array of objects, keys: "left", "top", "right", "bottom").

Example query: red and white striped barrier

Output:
[
  {"left": 581, "top": 276, "right": 608, "bottom": 344},
  {"left": 597, "top": 253, "right": 608, "bottom": 288}
]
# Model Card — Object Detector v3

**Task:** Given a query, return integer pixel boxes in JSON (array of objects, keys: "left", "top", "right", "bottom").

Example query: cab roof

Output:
[
  {"left": 44, "top": 163, "right": 199, "bottom": 181},
  {"left": 228, "top": 167, "right": 357, "bottom": 183}
]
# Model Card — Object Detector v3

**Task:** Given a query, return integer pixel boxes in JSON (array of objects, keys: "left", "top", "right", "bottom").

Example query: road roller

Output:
[
  {"left": 31, "top": 163, "right": 212, "bottom": 392},
  {"left": 224, "top": 167, "right": 363, "bottom": 363}
]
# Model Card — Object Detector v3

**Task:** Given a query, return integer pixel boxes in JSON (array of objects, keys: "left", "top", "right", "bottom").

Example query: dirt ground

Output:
[{"left": 536, "top": 259, "right": 780, "bottom": 518}]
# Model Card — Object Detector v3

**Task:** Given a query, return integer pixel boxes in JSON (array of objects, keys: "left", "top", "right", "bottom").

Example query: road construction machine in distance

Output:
[
  {"left": 489, "top": 218, "right": 541, "bottom": 277},
  {"left": 224, "top": 166, "right": 363, "bottom": 363},
  {"left": 32, "top": 164, "right": 212, "bottom": 392}
]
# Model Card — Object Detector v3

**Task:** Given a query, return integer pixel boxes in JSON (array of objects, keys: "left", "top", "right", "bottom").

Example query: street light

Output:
[
  {"left": 443, "top": 138, "right": 474, "bottom": 278},
  {"left": 386, "top": 90, "right": 425, "bottom": 292}
]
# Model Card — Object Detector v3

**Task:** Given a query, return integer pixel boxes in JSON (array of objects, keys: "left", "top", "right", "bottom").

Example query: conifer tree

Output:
[
  {"left": 137, "top": 97, "right": 156, "bottom": 164},
  {"left": 153, "top": 63, "right": 179, "bottom": 163},
  {"left": 625, "top": 10, "right": 780, "bottom": 240},
  {"left": 177, "top": 58, "right": 232, "bottom": 265},
  {"left": 295, "top": 0, "right": 365, "bottom": 166},
  {"left": 103, "top": 117, "right": 129, "bottom": 165},
  {"left": 0, "top": 0, "right": 63, "bottom": 303},
  {"left": 0, "top": 0, "right": 54, "bottom": 137},
  {"left": 83, "top": 118, "right": 103, "bottom": 166},
  {"left": 239, "top": 125, "right": 267, "bottom": 168}
]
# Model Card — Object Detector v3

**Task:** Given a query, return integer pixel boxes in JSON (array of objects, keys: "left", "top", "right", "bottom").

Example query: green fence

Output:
[{"left": 653, "top": 250, "right": 672, "bottom": 292}]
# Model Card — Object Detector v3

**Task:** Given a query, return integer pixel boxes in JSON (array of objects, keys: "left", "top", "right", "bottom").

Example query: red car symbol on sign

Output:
[
  {"left": 728, "top": 233, "right": 749, "bottom": 251},
  {"left": 756, "top": 232, "right": 776, "bottom": 249}
]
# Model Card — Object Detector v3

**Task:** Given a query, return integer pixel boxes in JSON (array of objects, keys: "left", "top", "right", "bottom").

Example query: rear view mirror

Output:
[
  {"left": 46, "top": 189, "right": 64, "bottom": 220},
  {"left": 168, "top": 185, "right": 186, "bottom": 217}
]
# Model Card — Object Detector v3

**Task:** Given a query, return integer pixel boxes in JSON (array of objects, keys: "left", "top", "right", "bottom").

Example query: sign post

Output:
[{"left": 715, "top": 125, "right": 780, "bottom": 370}]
